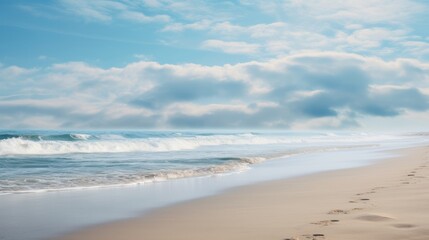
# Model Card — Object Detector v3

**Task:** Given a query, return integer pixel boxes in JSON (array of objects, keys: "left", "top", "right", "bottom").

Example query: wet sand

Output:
[{"left": 57, "top": 146, "right": 429, "bottom": 240}]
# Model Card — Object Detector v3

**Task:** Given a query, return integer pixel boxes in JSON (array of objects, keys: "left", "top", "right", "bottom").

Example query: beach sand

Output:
[{"left": 57, "top": 146, "right": 429, "bottom": 240}]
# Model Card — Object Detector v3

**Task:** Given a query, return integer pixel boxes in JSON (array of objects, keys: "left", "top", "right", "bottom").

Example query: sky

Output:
[{"left": 1, "top": 0, "right": 429, "bottom": 130}]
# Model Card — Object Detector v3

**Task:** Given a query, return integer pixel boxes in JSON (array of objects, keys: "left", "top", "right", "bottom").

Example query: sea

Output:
[{"left": 0, "top": 129, "right": 425, "bottom": 195}]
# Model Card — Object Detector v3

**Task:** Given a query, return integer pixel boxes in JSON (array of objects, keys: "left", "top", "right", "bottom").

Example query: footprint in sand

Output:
[
  {"left": 311, "top": 219, "right": 340, "bottom": 226},
  {"left": 358, "top": 198, "right": 371, "bottom": 202},
  {"left": 327, "top": 208, "right": 363, "bottom": 215},
  {"left": 350, "top": 197, "right": 372, "bottom": 204},
  {"left": 356, "top": 191, "right": 375, "bottom": 196},
  {"left": 391, "top": 223, "right": 416, "bottom": 229},
  {"left": 311, "top": 233, "right": 325, "bottom": 239},
  {"left": 284, "top": 233, "right": 326, "bottom": 240},
  {"left": 328, "top": 209, "right": 349, "bottom": 214},
  {"left": 356, "top": 214, "right": 393, "bottom": 222},
  {"left": 302, "top": 233, "right": 325, "bottom": 239}
]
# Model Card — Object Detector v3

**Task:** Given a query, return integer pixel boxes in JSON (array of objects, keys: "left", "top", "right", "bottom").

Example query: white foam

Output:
[
  {"left": 97, "top": 134, "right": 127, "bottom": 140},
  {"left": 0, "top": 156, "right": 267, "bottom": 194},
  {"left": 0, "top": 134, "right": 403, "bottom": 156},
  {"left": 70, "top": 134, "right": 92, "bottom": 140}
]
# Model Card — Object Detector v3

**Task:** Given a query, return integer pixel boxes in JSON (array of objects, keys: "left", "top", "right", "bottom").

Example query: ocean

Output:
[{"left": 0, "top": 130, "right": 422, "bottom": 195}]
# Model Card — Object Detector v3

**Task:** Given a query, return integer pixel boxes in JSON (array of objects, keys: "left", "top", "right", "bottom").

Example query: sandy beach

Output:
[{"left": 56, "top": 145, "right": 429, "bottom": 240}]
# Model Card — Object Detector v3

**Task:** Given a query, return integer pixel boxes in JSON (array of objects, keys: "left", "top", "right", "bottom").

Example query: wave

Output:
[
  {"left": 0, "top": 135, "right": 273, "bottom": 155},
  {"left": 0, "top": 132, "right": 253, "bottom": 142},
  {"left": 0, "top": 133, "right": 401, "bottom": 156},
  {"left": 0, "top": 156, "right": 266, "bottom": 194},
  {"left": 0, "top": 133, "right": 95, "bottom": 141},
  {"left": 70, "top": 133, "right": 92, "bottom": 140}
]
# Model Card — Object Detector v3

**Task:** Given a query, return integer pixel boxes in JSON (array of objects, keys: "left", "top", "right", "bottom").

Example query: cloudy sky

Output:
[{"left": 1, "top": 0, "right": 429, "bottom": 130}]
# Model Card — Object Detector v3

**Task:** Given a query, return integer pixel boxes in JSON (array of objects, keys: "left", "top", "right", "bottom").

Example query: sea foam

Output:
[{"left": 0, "top": 133, "right": 398, "bottom": 156}]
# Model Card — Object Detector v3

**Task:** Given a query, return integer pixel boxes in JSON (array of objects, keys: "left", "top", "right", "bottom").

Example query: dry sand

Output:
[{"left": 57, "top": 146, "right": 429, "bottom": 240}]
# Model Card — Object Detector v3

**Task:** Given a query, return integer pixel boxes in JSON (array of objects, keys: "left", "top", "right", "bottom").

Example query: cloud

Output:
[
  {"left": 0, "top": 65, "right": 37, "bottom": 79},
  {"left": 200, "top": 21, "right": 423, "bottom": 57},
  {"left": 147, "top": 1, "right": 426, "bottom": 59},
  {"left": 306, "top": 0, "right": 423, "bottom": 23},
  {"left": 1, "top": 52, "right": 429, "bottom": 129},
  {"left": 401, "top": 41, "right": 429, "bottom": 56},
  {"left": 201, "top": 40, "right": 260, "bottom": 54},
  {"left": 364, "top": 87, "right": 429, "bottom": 116},
  {"left": 162, "top": 20, "right": 211, "bottom": 32},
  {"left": 243, "top": 0, "right": 424, "bottom": 24},
  {"left": 57, "top": 0, "right": 170, "bottom": 23},
  {"left": 133, "top": 54, "right": 152, "bottom": 61},
  {"left": 59, "top": 0, "right": 127, "bottom": 22},
  {"left": 140, "top": 0, "right": 236, "bottom": 21},
  {"left": 130, "top": 79, "right": 247, "bottom": 109},
  {"left": 211, "top": 21, "right": 288, "bottom": 38},
  {"left": 345, "top": 28, "right": 407, "bottom": 48},
  {"left": 119, "top": 10, "right": 170, "bottom": 23}
]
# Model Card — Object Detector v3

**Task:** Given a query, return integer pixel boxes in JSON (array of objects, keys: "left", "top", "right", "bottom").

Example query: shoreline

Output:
[{"left": 57, "top": 145, "right": 429, "bottom": 240}]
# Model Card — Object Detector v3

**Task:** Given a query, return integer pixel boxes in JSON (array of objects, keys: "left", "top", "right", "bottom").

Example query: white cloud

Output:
[
  {"left": 345, "top": 24, "right": 363, "bottom": 30},
  {"left": 401, "top": 41, "right": 429, "bottom": 56},
  {"left": 201, "top": 39, "right": 260, "bottom": 54},
  {"left": 211, "top": 21, "right": 244, "bottom": 35},
  {"left": 0, "top": 65, "right": 37, "bottom": 78},
  {"left": 142, "top": 0, "right": 162, "bottom": 8},
  {"left": 245, "top": 0, "right": 424, "bottom": 24},
  {"left": 199, "top": 20, "right": 425, "bottom": 58},
  {"left": 310, "top": 0, "right": 423, "bottom": 23},
  {"left": 211, "top": 0, "right": 426, "bottom": 59},
  {"left": 133, "top": 54, "right": 152, "bottom": 61},
  {"left": 165, "top": 103, "right": 255, "bottom": 116},
  {"left": 140, "top": 0, "right": 230, "bottom": 21},
  {"left": 162, "top": 20, "right": 211, "bottom": 32},
  {"left": 1, "top": 52, "right": 429, "bottom": 129},
  {"left": 161, "top": 20, "right": 288, "bottom": 35},
  {"left": 345, "top": 28, "right": 407, "bottom": 48},
  {"left": 59, "top": 0, "right": 127, "bottom": 21},
  {"left": 58, "top": 0, "right": 170, "bottom": 23},
  {"left": 210, "top": 21, "right": 289, "bottom": 38},
  {"left": 119, "top": 10, "right": 170, "bottom": 23}
]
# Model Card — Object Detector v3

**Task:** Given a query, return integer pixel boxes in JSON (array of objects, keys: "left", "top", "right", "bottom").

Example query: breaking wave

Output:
[
  {"left": 0, "top": 132, "right": 400, "bottom": 156},
  {"left": 0, "top": 133, "right": 93, "bottom": 141},
  {"left": 0, "top": 135, "right": 265, "bottom": 155},
  {"left": 0, "top": 156, "right": 266, "bottom": 194}
]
